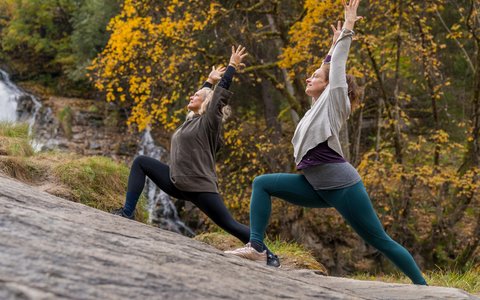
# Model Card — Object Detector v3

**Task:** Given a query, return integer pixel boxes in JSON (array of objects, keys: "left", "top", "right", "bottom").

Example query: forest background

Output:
[{"left": 0, "top": 0, "right": 479, "bottom": 278}]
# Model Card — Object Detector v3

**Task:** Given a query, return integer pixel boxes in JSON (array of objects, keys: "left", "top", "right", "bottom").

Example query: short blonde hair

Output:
[{"left": 186, "top": 87, "right": 231, "bottom": 122}]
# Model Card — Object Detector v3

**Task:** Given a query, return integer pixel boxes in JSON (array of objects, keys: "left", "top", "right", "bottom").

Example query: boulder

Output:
[{"left": 0, "top": 175, "right": 477, "bottom": 300}]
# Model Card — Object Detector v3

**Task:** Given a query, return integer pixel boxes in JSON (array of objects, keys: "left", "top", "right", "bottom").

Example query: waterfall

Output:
[
  {"left": 137, "top": 128, "right": 195, "bottom": 237},
  {"left": 0, "top": 70, "right": 18, "bottom": 122},
  {"left": 0, "top": 69, "right": 41, "bottom": 135}
]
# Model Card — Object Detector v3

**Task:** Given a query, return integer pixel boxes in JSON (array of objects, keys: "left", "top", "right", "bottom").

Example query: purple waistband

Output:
[{"left": 297, "top": 141, "right": 345, "bottom": 170}]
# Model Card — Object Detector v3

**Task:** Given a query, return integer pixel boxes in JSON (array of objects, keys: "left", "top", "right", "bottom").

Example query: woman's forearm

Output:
[
  {"left": 201, "top": 81, "right": 214, "bottom": 89},
  {"left": 329, "top": 30, "right": 354, "bottom": 89},
  {"left": 218, "top": 65, "right": 236, "bottom": 90},
  {"left": 343, "top": 20, "right": 355, "bottom": 31}
]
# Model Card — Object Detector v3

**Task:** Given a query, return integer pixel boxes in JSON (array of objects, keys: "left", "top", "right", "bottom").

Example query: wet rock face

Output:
[
  {"left": 33, "top": 97, "right": 138, "bottom": 160},
  {"left": 16, "top": 94, "right": 38, "bottom": 121},
  {"left": 0, "top": 175, "right": 478, "bottom": 300}
]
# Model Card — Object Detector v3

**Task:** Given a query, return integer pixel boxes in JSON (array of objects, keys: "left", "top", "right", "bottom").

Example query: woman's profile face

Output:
[
  {"left": 187, "top": 90, "right": 204, "bottom": 113},
  {"left": 305, "top": 67, "right": 328, "bottom": 99}
]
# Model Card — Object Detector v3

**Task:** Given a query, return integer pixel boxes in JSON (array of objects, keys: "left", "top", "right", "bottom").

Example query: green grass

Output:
[
  {"left": 195, "top": 231, "right": 327, "bottom": 272},
  {"left": 0, "top": 156, "right": 45, "bottom": 183},
  {"left": 264, "top": 238, "right": 327, "bottom": 272},
  {"left": 0, "top": 122, "right": 30, "bottom": 139},
  {"left": 57, "top": 106, "right": 73, "bottom": 139},
  {"left": 0, "top": 137, "right": 34, "bottom": 157},
  {"left": 52, "top": 155, "right": 149, "bottom": 223},
  {"left": 0, "top": 122, "right": 34, "bottom": 157},
  {"left": 352, "top": 265, "right": 480, "bottom": 294},
  {"left": 54, "top": 156, "right": 126, "bottom": 205}
]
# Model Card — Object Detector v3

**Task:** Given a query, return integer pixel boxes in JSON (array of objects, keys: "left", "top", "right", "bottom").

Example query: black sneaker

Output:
[
  {"left": 111, "top": 207, "right": 135, "bottom": 220},
  {"left": 266, "top": 250, "right": 281, "bottom": 268}
]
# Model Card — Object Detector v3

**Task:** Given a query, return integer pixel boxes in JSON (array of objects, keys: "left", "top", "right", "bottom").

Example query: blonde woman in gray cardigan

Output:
[{"left": 226, "top": 0, "right": 427, "bottom": 285}]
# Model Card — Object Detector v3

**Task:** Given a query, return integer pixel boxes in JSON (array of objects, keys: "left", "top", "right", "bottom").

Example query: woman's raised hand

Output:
[
  {"left": 207, "top": 66, "right": 226, "bottom": 84},
  {"left": 331, "top": 20, "right": 343, "bottom": 45},
  {"left": 342, "top": 0, "right": 362, "bottom": 30},
  {"left": 229, "top": 45, "right": 248, "bottom": 69}
]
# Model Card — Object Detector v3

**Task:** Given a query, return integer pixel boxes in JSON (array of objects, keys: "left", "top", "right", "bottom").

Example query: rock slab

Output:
[{"left": 0, "top": 175, "right": 478, "bottom": 300}]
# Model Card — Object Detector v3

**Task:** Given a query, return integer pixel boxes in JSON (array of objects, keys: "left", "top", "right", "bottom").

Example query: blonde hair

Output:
[{"left": 186, "top": 87, "right": 231, "bottom": 122}]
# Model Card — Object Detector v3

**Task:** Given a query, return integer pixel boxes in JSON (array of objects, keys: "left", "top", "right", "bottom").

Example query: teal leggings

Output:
[{"left": 249, "top": 173, "right": 426, "bottom": 285}]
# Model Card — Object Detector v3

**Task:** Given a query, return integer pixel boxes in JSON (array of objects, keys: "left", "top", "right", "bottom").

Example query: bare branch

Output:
[
  {"left": 435, "top": 8, "right": 475, "bottom": 72},
  {"left": 242, "top": 62, "right": 278, "bottom": 73}
]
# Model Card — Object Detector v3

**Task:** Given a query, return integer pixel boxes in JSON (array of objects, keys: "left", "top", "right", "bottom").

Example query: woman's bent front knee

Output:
[
  {"left": 132, "top": 155, "right": 150, "bottom": 167},
  {"left": 252, "top": 174, "right": 278, "bottom": 191}
]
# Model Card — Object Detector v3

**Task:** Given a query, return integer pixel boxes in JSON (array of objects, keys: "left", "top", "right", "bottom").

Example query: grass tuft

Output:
[
  {"left": 57, "top": 106, "right": 73, "bottom": 139},
  {"left": 52, "top": 155, "right": 148, "bottom": 222},
  {"left": 0, "top": 137, "right": 34, "bottom": 157},
  {"left": 0, "top": 122, "right": 30, "bottom": 139},
  {"left": 0, "top": 156, "right": 45, "bottom": 183},
  {"left": 265, "top": 238, "right": 328, "bottom": 273},
  {"left": 352, "top": 265, "right": 480, "bottom": 295},
  {"left": 53, "top": 156, "right": 128, "bottom": 207},
  {"left": 195, "top": 231, "right": 327, "bottom": 273}
]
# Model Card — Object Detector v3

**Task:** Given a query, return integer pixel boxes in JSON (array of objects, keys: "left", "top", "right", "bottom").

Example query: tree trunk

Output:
[
  {"left": 260, "top": 78, "right": 282, "bottom": 143},
  {"left": 352, "top": 95, "right": 365, "bottom": 166},
  {"left": 392, "top": 0, "right": 404, "bottom": 164},
  {"left": 339, "top": 124, "right": 351, "bottom": 162},
  {"left": 266, "top": 14, "right": 302, "bottom": 124},
  {"left": 364, "top": 42, "right": 401, "bottom": 161},
  {"left": 463, "top": 31, "right": 480, "bottom": 170},
  {"left": 375, "top": 98, "right": 384, "bottom": 161},
  {"left": 416, "top": 9, "right": 441, "bottom": 167}
]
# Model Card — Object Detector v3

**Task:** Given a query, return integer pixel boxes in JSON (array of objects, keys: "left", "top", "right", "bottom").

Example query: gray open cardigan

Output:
[{"left": 292, "top": 29, "right": 354, "bottom": 164}]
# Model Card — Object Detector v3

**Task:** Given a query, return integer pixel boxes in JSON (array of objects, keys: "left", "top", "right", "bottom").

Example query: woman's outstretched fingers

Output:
[
  {"left": 333, "top": 20, "right": 342, "bottom": 34},
  {"left": 237, "top": 45, "right": 246, "bottom": 56},
  {"left": 229, "top": 45, "right": 248, "bottom": 68}
]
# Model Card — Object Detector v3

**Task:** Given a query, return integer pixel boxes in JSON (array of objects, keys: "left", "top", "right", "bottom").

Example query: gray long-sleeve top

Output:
[{"left": 291, "top": 29, "right": 354, "bottom": 164}]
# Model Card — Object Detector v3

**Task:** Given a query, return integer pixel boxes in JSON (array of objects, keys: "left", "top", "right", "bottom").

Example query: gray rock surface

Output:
[{"left": 0, "top": 175, "right": 478, "bottom": 300}]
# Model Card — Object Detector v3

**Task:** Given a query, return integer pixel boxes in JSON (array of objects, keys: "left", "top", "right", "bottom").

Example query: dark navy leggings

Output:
[
  {"left": 249, "top": 173, "right": 427, "bottom": 285},
  {"left": 123, "top": 155, "right": 251, "bottom": 244}
]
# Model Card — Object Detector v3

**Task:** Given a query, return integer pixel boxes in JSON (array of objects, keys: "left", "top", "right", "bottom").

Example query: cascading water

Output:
[
  {"left": 0, "top": 71, "right": 18, "bottom": 122},
  {"left": 0, "top": 69, "right": 41, "bottom": 129},
  {"left": 137, "top": 128, "right": 195, "bottom": 237}
]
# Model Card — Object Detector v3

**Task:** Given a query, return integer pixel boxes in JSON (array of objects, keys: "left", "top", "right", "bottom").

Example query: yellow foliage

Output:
[
  {"left": 279, "top": 0, "right": 342, "bottom": 76},
  {"left": 358, "top": 134, "right": 479, "bottom": 231},
  {"left": 90, "top": 0, "right": 219, "bottom": 131}
]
